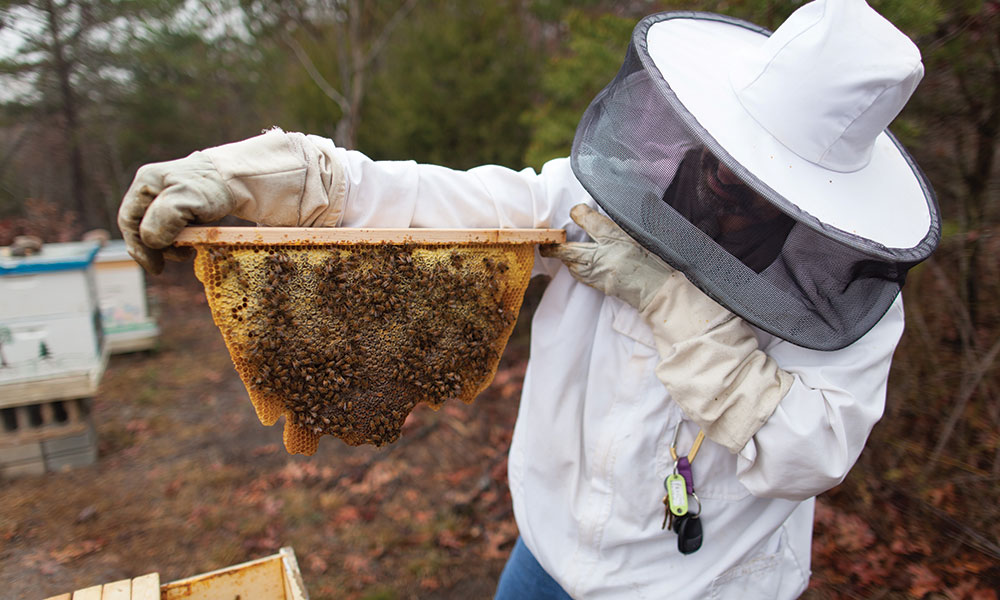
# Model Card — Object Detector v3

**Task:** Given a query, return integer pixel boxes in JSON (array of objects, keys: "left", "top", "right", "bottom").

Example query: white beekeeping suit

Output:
[{"left": 118, "top": 1, "right": 939, "bottom": 597}]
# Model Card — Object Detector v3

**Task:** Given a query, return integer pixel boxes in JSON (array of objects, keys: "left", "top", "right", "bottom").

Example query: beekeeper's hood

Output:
[{"left": 570, "top": 0, "right": 940, "bottom": 351}]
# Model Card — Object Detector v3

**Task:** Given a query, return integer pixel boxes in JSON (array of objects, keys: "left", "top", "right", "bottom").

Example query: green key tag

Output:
[{"left": 666, "top": 473, "right": 689, "bottom": 516}]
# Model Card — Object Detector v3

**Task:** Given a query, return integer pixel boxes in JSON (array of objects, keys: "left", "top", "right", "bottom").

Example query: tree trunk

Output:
[
  {"left": 957, "top": 45, "right": 999, "bottom": 329},
  {"left": 44, "top": 0, "right": 94, "bottom": 229}
]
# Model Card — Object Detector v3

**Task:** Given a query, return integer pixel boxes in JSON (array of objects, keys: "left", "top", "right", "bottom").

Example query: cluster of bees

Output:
[{"left": 201, "top": 243, "right": 517, "bottom": 447}]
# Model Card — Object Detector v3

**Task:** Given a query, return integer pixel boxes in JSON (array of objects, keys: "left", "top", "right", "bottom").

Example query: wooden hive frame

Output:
[{"left": 175, "top": 226, "right": 565, "bottom": 454}]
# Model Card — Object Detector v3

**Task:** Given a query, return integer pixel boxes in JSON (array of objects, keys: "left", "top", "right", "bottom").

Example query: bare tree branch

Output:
[
  {"left": 924, "top": 12, "right": 977, "bottom": 53},
  {"left": 927, "top": 260, "right": 975, "bottom": 353},
  {"left": 927, "top": 335, "right": 1000, "bottom": 472},
  {"left": 281, "top": 27, "right": 350, "bottom": 113},
  {"left": 363, "top": 0, "right": 418, "bottom": 71},
  {"left": 0, "top": 123, "right": 30, "bottom": 174}
]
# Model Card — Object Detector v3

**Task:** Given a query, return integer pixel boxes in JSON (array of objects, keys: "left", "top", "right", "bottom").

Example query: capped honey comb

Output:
[{"left": 191, "top": 241, "right": 536, "bottom": 455}]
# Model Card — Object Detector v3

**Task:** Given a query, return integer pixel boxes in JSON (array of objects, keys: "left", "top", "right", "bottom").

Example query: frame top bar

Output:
[{"left": 174, "top": 227, "right": 565, "bottom": 246}]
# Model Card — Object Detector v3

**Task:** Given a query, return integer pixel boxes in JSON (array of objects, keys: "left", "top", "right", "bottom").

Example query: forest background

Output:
[{"left": 0, "top": 0, "right": 998, "bottom": 598}]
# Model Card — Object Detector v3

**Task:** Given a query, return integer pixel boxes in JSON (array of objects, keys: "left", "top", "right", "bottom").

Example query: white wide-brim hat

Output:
[{"left": 570, "top": 0, "right": 940, "bottom": 350}]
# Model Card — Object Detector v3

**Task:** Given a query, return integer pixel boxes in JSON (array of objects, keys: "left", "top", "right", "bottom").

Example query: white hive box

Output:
[
  {"left": 0, "top": 241, "right": 108, "bottom": 408},
  {"left": 94, "top": 240, "right": 159, "bottom": 353}
]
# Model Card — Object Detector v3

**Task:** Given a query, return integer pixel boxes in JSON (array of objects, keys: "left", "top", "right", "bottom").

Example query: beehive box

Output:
[
  {"left": 43, "top": 546, "right": 308, "bottom": 600},
  {"left": 175, "top": 226, "right": 564, "bottom": 455},
  {"left": 0, "top": 241, "right": 107, "bottom": 476},
  {"left": 0, "top": 241, "right": 108, "bottom": 405},
  {"left": 94, "top": 240, "right": 159, "bottom": 354}
]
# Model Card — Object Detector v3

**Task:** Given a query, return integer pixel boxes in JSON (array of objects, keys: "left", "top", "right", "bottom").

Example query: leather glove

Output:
[
  {"left": 118, "top": 152, "right": 233, "bottom": 274},
  {"left": 118, "top": 129, "right": 347, "bottom": 274},
  {"left": 542, "top": 204, "right": 793, "bottom": 452}
]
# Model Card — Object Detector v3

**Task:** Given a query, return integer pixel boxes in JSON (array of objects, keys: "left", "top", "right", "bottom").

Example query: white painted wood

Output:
[
  {"left": 100, "top": 579, "right": 130, "bottom": 600},
  {"left": 71, "top": 586, "right": 103, "bottom": 600},
  {"left": 279, "top": 547, "right": 309, "bottom": 600},
  {"left": 129, "top": 573, "right": 160, "bottom": 600},
  {"left": 94, "top": 241, "right": 159, "bottom": 354}
]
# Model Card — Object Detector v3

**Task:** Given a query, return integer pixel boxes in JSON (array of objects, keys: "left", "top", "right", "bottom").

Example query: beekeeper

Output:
[{"left": 118, "top": 1, "right": 940, "bottom": 598}]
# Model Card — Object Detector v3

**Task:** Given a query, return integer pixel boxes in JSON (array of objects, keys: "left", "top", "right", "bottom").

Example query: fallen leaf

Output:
[
  {"left": 261, "top": 496, "right": 284, "bottom": 517},
  {"left": 970, "top": 588, "right": 999, "bottom": 600},
  {"left": 420, "top": 577, "right": 441, "bottom": 590},
  {"left": 479, "top": 489, "right": 499, "bottom": 505},
  {"left": 436, "top": 529, "right": 465, "bottom": 550},
  {"left": 243, "top": 531, "right": 281, "bottom": 553},
  {"left": 906, "top": 564, "right": 942, "bottom": 598},
  {"left": 307, "top": 555, "right": 328, "bottom": 574},
  {"left": 344, "top": 553, "right": 372, "bottom": 575},
  {"left": 944, "top": 557, "right": 990, "bottom": 575},
  {"left": 348, "top": 461, "right": 403, "bottom": 495},
  {"left": 443, "top": 466, "right": 479, "bottom": 486},
  {"left": 331, "top": 505, "right": 362, "bottom": 526},
  {"left": 164, "top": 477, "right": 184, "bottom": 497},
  {"left": 50, "top": 539, "right": 105, "bottom": 564},
  {"left": 926, "top": 482, "right": 955, "bottom": 509},
  {"left": 125, "top": 419, "right": 150, "bottom": 434},
  {"left": 833, "top": 513, "right": 875, "bottom": 551},
  {"left": 481, "top": 521, "right": 518, "bottom": 560},
  {"left": 252, "top": 443, "right": 280, "bottom": 456},
  {"left": 490, "top": 459, "right": 508, "bottom": 483},
  {"left": 443, "top": 405, "right": 466, "bottom": 420}
]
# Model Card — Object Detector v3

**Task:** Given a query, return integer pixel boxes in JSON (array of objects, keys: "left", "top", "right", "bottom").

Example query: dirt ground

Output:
[
  {"left": 1, "top": 260, "right": 997, "bottom": 599},
  {"left": 2, "top": 261, "right": 527, "bottom": 599}
]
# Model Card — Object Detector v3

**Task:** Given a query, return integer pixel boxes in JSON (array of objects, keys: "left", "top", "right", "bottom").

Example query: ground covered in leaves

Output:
[{"left": 1, "top": 262, "right": 997, "bottom": 599}]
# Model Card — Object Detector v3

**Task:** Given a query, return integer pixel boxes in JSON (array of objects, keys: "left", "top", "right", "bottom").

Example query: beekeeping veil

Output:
[{"left": 570, "top": 0, "right": 940, "bottom": 350}]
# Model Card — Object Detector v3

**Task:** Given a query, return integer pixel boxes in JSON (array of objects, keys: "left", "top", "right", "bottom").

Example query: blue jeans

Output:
[{"left": 495, "top": 537, "right": 573, "bottom": 600}]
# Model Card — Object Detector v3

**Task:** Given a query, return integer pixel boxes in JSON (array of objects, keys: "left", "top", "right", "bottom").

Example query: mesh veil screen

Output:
[{"left": 571, "top": 13, "right": 937, "bottom": 350}]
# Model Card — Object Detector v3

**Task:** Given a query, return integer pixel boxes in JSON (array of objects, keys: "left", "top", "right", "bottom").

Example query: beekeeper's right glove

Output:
[
  {"left": 543, "top": 204, "right": 794, "bottom": 453},
  {"left": 118, "top": 129, "right": 346, "bottom": 274}
]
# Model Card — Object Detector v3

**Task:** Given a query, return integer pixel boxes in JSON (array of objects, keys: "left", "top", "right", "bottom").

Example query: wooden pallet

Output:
[
  {"left": 43, "top": 547, "right": 308, "bottom": 600},
  {"left": 1, "top": 398, "right": 96, "bottom": 477}
]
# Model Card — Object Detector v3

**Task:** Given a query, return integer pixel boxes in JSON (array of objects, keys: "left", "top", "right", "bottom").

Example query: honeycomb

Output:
[{"left": 192, "top": 242, "right": 535, "bottom": 455}]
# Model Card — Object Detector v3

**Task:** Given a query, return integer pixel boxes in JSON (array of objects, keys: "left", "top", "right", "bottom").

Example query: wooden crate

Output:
[{"left": 43, "top": 547, "right": 309, "bottom": 600}]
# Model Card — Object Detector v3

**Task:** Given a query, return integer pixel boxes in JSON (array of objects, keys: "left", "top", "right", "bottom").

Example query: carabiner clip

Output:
[{"left": 669, "top": 421, "right": 681, "bottom": 461}]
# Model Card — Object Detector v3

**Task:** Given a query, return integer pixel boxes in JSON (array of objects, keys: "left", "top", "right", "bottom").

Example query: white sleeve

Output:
[
  {"left": 333, "top": 146, "right": 584, "bottom": 229},
  {"left": 327, "top": 141, "right": 590, "bottom": 277},
  {"left": 735, "top": 295, "right": 905, "bottom": 501},
  {"left": 219, "top": 130, "right": 587, "bottom": 240}
]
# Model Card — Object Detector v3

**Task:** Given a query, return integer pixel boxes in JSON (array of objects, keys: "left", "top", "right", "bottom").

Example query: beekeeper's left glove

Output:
[{"left": 541, "top": 204, "right": 794, "bottom": 452}]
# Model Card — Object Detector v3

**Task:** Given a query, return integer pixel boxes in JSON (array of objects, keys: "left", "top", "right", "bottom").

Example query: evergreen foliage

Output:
[
  {"left": 358, "top": 0, "right": 541, "bottom": 170},
  {"left": 520, "top": 10, "right": 633, "bottom": 169}
]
